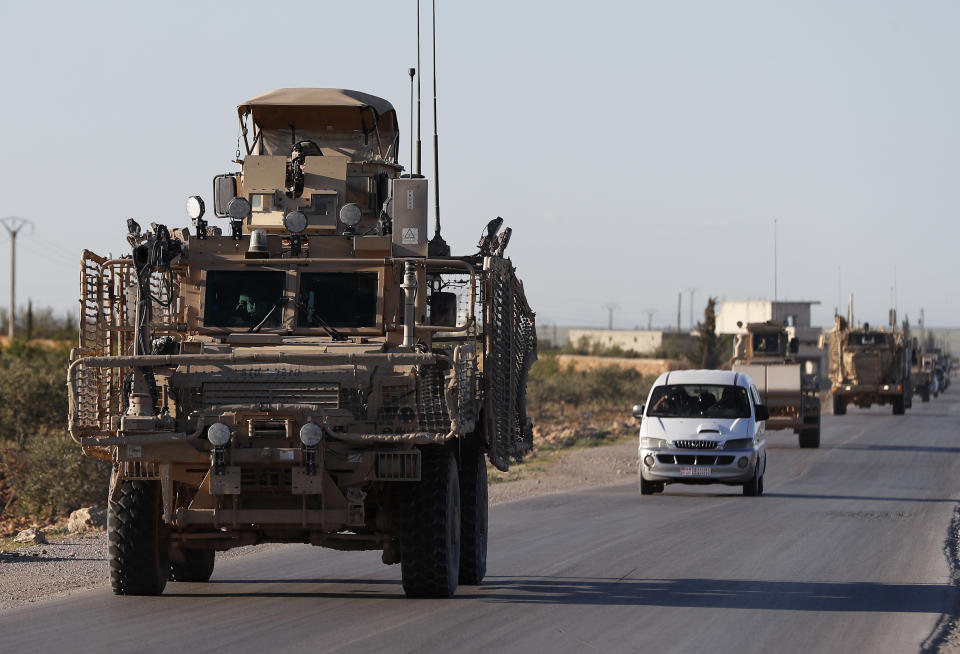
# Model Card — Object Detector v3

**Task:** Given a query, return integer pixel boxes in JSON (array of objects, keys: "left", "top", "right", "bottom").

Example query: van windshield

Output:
[{"left": 647, "top": 384, "right": 752, "bottom": 419}]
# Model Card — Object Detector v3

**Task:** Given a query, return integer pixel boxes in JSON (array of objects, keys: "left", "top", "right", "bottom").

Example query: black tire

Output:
[
  {"left": 833, "top": 394, "right": 846, "bottom": 416},
  {"left": 108, "top": 480, "right": 168, "bottom": 596},
  {"left": 743, "top": 466, "right": 762, "bottom": 497},
  {"left": 458, "top": 444, "right": 488, "bottom": 586},
  {"left": 401, "top": 449, "right": 461, "bottom": 598},
  {"left": 892, "top": 396, "right": 905, "bottom": 415},
  {"left": 638, "top": 469, "right": 659, "bottom": 496},
  {"left": 798, "top": 425, "right": 820, "bottom": 449},
  {"left": 922, "top": 386, "right": 930, "bottom": 403},
  {"left": 169, "top": 549, "right": 216, "bottom": 582}
]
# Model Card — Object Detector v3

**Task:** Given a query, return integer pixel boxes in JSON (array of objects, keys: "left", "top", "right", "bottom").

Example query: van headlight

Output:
[
  {"left": 725, "top": 438, "right": 754, "bottom": 450},
  {"left": 641, "top": 437, "right": 668, "bottom": 449}
]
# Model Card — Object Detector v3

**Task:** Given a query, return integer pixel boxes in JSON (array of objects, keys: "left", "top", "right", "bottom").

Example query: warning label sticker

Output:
[{"left": 402, "top": 227, "right": 419, "bottom": 244}]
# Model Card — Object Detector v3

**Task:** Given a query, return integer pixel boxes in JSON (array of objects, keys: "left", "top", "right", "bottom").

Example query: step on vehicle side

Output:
[{"left": 69, "top": 89, "right": 536, "bottom": 599}]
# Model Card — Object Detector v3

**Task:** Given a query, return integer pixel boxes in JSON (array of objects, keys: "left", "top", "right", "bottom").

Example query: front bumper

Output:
[{"left": 639, "top": 447, "right": 758, "bottom": 483}]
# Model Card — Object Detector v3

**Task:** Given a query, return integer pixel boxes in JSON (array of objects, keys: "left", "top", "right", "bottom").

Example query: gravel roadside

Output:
[{"left": 0, "top": 440, "right": 638, "bottom": 613}]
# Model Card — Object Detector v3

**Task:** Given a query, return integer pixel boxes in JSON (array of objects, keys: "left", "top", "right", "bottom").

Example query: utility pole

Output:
[
  {"left": 1, "top": 217, "right": 32, "bottom": 341},
  {"left": 686, "top": 287, "right": 697, "bottom": 330},
  {"left": 603, "top": 303, "right": 619, "bottom": 331},
  {"left": 676, "top": 292, "right": 682, "bottom": 332},
  {"left": 644, "top": 308, "right": 656, "bottom": 331}
]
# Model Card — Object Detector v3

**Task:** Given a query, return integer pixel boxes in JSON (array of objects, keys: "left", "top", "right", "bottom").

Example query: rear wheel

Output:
[
  {"left": 922, "top": 386, "right": 930, "bottom": 402},
  {"left": 169, "top": 549, "right": 216, "bottom": 582},
  {"left": 108, "top": 480, "right": 168, "bottom": 596},
  {"left": 458, "top": 444, "right": 488, "bottom": 586},
  {"left": 833, "top": 394, "right": 846, "bottom": 416},
  {"left": 401, "top": 449, "right": 461, "bottom": 598}
]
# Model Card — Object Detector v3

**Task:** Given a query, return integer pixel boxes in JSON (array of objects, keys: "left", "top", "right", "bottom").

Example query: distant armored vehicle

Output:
[
  {"left": 69, "top": 89, "right": 536, "bottom": 598},
  {"left": 911, "top": 343, "right": 934, "bottom": 403},
  {"left": 731, "top": 321, "right": 821, "bottom": 448},
  {"left": 828, "top": 317, "right": 911, "bottom": 415}
]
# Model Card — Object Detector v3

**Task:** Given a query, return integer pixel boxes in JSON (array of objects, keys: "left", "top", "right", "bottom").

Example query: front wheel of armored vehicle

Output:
[
  {"left": 401, "top": 449, "right": 461, "bottom": 598},
  {"left": 108, "top": 480, "right": 168, "bottom": 596},
  {"left": 169, "top": 549, "right": 216, "bottom": 583},
  {"left": 922, "top": 386, "right": 931, "bottom": 402},
  {"left": 833, "top": 395, "right": 846, "bottom": 415},
  {"left": 798, "top": 416, "right": 821, "bottom": 449},
  {"left": 458, "top": 444, "right": 488, "bottom": 585},
  {"left": 892, "top": 396, "right": 906, "bottom": 415}
]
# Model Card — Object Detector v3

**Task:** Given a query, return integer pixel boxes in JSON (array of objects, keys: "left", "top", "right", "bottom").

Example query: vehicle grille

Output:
[
  {"left": 674, "top": 440, "right": 718, "bottom": 450},
  {"left": 202, "top": 381, "right": 339, "bottom": 407},
  {"left": 240, "top": 467, "right": 292, "bottom": 492},
  {"left": 375, "top": 451, "right": 421, "bottom": 480},
  {"left": 657, "top": 454, "right": 735, "bottom": 465}
]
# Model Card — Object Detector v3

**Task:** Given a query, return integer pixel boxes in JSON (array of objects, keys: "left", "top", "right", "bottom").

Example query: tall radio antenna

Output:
[
  {"left": 408, "top": 67, "right": 415, "bottom": 175},
  {"left": 416, "top": 0, "right": 422, "bottom": 175},
  {"left": 428, "top": 0, "right": 449, "bottom": 256}
]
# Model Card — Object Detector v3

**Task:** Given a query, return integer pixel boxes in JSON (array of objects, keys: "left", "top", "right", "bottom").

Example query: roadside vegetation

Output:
[{"left": 0, "top": 308, "right": 109, "bottom": 536}]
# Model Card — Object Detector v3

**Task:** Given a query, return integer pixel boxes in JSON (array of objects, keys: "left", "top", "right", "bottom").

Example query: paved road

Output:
[{"left": 3, "top": 394, "right": 960, "bottom": 653}]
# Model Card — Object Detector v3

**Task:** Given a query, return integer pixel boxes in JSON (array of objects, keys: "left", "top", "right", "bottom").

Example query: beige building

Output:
[
  {"left": 716, "top": 300, "right": 820, "bottom": 334},
  {"left": 567, "top": 329, "right": 695, "bottom": 355}
]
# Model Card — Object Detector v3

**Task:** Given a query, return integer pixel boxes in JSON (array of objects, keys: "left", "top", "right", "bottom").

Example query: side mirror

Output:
[
  {"left": 213, "top": 174, "right": 238, "bottom": 217},
  {"left": 632, "top": 404, "right": 645, "bottom": 420},
  {"left": 755, "top": 405, "right": 770, "bottom": 421}
]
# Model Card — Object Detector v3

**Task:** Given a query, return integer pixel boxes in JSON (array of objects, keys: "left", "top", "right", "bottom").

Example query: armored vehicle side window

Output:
[
  {"left": 298, "top": 272, "right": 378, "bottom": 328},
  {"left": 204, "top": 271, "right": 286, "bottom": 328}
]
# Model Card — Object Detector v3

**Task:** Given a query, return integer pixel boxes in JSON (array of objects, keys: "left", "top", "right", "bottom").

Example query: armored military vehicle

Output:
[
  {"left": 911, "top": 342, "right": 934, "bottom": 403},
  {"left": 69, "top": 89, "right": 536, "bottom": 598},
  {"left": 828, "top": 316, "right": 911, "bottom": 415},
  {"left": 731, "top": 321, "right": 821, "bottom": 448}
]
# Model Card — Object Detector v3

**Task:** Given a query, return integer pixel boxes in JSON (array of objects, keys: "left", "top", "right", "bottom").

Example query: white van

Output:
[{"left": 633, "top": 370, "right": 768, "bottom": 496}]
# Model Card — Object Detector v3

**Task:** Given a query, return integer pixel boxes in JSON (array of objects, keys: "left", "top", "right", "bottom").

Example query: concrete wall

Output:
[{"left": 567, "top": 329, "right": 694, "bottom": 355}]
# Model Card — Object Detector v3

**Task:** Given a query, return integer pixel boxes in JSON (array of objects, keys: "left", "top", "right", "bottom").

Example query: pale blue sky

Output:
[{"left": 0, "top": 1, "right": 957, "bottom": 328}]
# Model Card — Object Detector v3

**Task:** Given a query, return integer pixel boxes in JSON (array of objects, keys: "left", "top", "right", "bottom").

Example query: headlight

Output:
[
  {"left": 207, "top": 422, "right": 231, "bottom": 447},
  {"left": 725, "top": 438, "right": 754, "bottom": 450},
  {"left": 186, "top": 195, "right": 205, "bottom": 220},
  {"left": 283, "top": 210, "right": 307, "bottom": 234},
  {"left": 227, "top": 197, "right": 252, "bottom": 220},
  {"left": 338, "top": 202, "right": 362, "bottom": 226},
  {"left": 641, "top": 437, "right": 667, "bottom": 449},
  {"left": 299, "top": 422, "right": 323, "bottom": 447}
]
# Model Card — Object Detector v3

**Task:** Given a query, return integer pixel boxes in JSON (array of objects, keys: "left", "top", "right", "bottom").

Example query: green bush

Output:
[
  {"left": 0, "top": 343, "right": 70, "bottom": 448},
  {"left": 1, "top": 426, "right": 110, "bottom": 520},
  {"left": 528, "top": 353, "right": 652, "bottom": 414}
]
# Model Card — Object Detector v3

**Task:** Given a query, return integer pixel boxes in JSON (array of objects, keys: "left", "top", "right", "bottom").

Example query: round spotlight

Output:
[
  {"left": 186, "top": 196, "right": 205, "bottom": 220},
  {"left": 643, "top": 454, "right": 655, "bottom": 468},
  {"left": 207, "top": 422, "right": 232, "bottom": 447},
  {"left": 737, "top": 456, "right": 749, "bottom": 469},
  {"left": 299, "top": 422, "right": 323, "bottom": 447},
  {"left": 339, "top": 203, "right": 362, "bottom": 227},
  {"left": 283, "top": 210, "right": 308, "bottom": 234},
  {"left": 227, "top": 197, "right": 252, "bottom": 220}
]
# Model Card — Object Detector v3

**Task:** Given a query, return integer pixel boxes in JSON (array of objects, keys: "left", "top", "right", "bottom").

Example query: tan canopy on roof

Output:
[{"left": 238, "top": 88, "right": 396, "bottom": 131}]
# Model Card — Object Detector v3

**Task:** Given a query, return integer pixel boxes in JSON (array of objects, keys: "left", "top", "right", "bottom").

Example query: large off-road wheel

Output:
[
  {"left": 743, "top": 466, "right": 763, "bottom": 497},
  {"left": 833, "top": 394, "right": 846, "bottom": 416},
  {"left": 798, "top": 415, "right": 821, "bottom": 449},
  {"left": 922, "top": 386, "right": 931, "bottom": 402},
  {"left": 401, "top": 448, "right": 461, "bottom": 598},
  {"left": 458, "top": 444, "right": 488, "bottom": 586},
  {"left": 169, "top": 549, "right": 216, "bottom": 582},
  {"left": 892, "top": 395, "right": 905, "bottom": 415},
  {"left": 109, "top": 479, "right": 168, "bottom": 596}
]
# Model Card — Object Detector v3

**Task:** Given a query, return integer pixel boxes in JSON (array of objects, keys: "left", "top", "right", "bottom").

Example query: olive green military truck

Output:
[
  {"left": 829, "top": 316, "right": 911, "bottom": 415},
  {"left": 69, "top": 89, "right": 536, "bottom": 598},
  {"left": 731, "top": 321, "right": 821, "bottom": 448}
]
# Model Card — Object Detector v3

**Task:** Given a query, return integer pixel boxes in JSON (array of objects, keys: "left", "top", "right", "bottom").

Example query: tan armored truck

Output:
[
  {"left": 731, "top": 321, "right": 821, "bottom": 448},
  {"left": 68, "top": 89, "right": 536, "bottom": 598},
  {"left": 911, "top": 341, "right": 934, "bottom": 403},
  {"left": 828, "top": 316, "right": 911, "bottom": 415}
]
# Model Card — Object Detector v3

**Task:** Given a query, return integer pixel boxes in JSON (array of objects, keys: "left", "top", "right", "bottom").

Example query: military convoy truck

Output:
[
  {"left": 911, "top": 344, "right": 934, "bottom": 403},
  {"left": 828, "top": 316, "right": 911, "bottom": 415},
  {"left": 731, "top": 321, "right": 821, "bottom": 448},
  {"left": 68, "top": 89, "right": 536, "bottom": 598}
]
